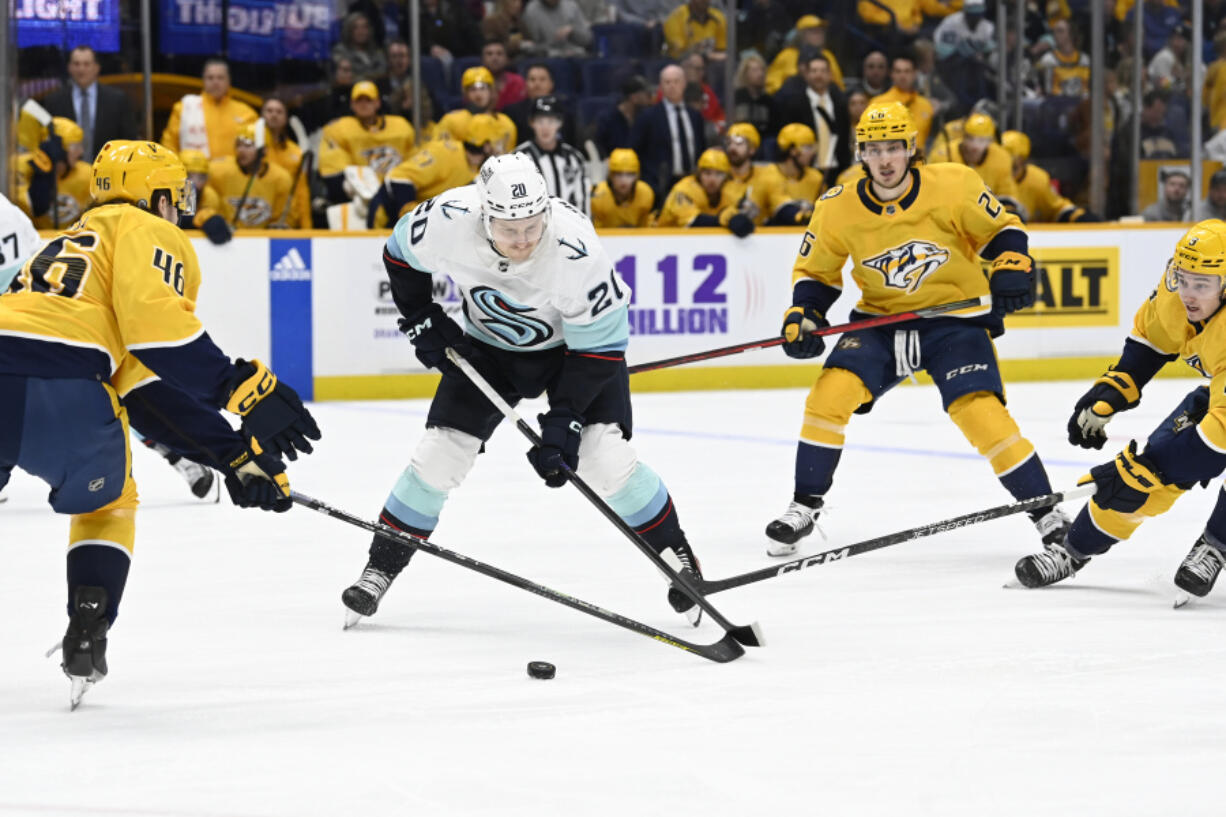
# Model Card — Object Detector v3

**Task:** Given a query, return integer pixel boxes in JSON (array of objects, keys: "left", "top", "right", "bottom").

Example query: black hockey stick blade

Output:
[
  {"left": 290, "top": 491, "right": 747, "bottom": 663},
  {"left": 697, "top": 484, "right": 1098, "bottom": 596}
]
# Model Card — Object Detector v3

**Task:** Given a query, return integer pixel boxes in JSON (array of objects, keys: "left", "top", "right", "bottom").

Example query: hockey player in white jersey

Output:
[{"left": 342, "top": 153, "right": 705, "bottom": 624}]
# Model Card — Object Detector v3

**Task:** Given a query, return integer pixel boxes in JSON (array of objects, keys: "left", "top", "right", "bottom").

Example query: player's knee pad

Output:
[
  {"left": 409, "top": 426, "right": 483, "bottom": 492},
  {"left": 801, "top": 368, "right": 871, "bottom": 448},
  {"left": 69, "top": 506, "right": 137, "bottom": 556},
  {"left": 576, "top": 423, "right": 638, "bottom": 496},
  {"left": 948, "top": 391, "right": 1035, "bottom": 475}
]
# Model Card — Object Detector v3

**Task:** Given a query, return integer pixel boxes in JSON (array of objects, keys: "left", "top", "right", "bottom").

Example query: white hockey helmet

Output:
[{"left": 476, "top": 153, "right": 551, "bottom": 242}]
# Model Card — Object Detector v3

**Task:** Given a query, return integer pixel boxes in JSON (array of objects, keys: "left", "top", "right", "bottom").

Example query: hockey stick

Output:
[
  {"left": 445, "top": 348, "right": 765, "bottom": 649},
  {"left": 290, "top": 491, "right": 746, "bottom": 663},
  {"left": 273, "top": 116, "right": 313, "bottom": 228},
  {"left": 695, "top": 483, "right": 1098, "bottom": 595},
  {"left": 626, "top": 297, "right": 989, "bottom": 375}
]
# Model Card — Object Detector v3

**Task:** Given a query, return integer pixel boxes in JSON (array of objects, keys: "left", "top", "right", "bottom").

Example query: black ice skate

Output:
[
  {"left": 342, "top": 564, "right": 395, "bottom": 629},
  {"left": 765, "top": 496, "right": 826, "bottom": 557},
  {"left": 663, "top": 542, "right": 705, "bottom": 627},
  {"left": 1014, "top": 540, "right": 1089, "bottom": 588},
  {"left": 61, "top": 586, "right": 109, "bottom": 710},
  {"left": 1032, "top": 506, "right": 1072, "bottom": 546},
  {"left": 1174, "top": 536, "right": 1225, "bottom": 598}
]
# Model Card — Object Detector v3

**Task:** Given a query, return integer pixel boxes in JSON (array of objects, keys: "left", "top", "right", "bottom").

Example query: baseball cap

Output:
[
  {"left": 796, "top": 15, "right": 826, "bottom": 30},
  {"left": 351, "top": 80, "right": 379, "bottom": 101}
]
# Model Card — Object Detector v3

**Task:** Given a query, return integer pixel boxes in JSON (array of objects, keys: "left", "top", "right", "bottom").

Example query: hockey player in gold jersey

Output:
[
  {"left": 209, "top": 124, "right": 293, "bottom": 229},
  {"left": 722, "top": 122, "right": 771, "bottom": 225},
  {"left": 16, "top": 117, "right": 92, "bottom": 229},
  {"left": 757, "top": 123, "right": 825, "bottom": 225},
  {"left": 1015, "top": 220, "right": 1226, "bottom": 598},
  {"left": 1001, "top": 130, "right": 1099, "bottom": 223},
  {"left": 0, "top": 141, "right": 320, "bottom": 706},
  {"left": 261, "top": 97, "right": 312, "bottom": 228},
  {"left": 590, "top": 149, "right": 655, "bottom": 228},
  {"left": 434, "top": 67, "right": 517, "bottom": 149},
  {"left": 927, "top": 113, "right": 1024, "bottom": 218},
  {"left": 654, "top": 148, "right": 755, "bottom": 236},
  {"left": 319, "top": 81, "right": 416, "bottom": 203},
  {"left": 765, "top": 102, "right": 1070, "bottom": 558},
  {"left": 179, "top": 149, "right": 231, "bottom": 244}
]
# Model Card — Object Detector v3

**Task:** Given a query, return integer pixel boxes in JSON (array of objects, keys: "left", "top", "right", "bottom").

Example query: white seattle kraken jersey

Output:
[
  {"left": 0, "top": 193, "right": 42, "bottom": 292},
  {"left": 387, "top": 184, "right": 630, "bottom": 354}
]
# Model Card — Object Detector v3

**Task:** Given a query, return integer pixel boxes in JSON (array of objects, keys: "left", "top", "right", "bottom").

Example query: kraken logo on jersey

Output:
[
  {"left": 862, "top": 240, "right": 951, "bottom": 293},
  {"left": 469, "top": 285, "right": 555, "bottom": 346},
  {"left": 363, "top": 145, "right": 403, "bottom": 177},
  {"left": 228, "top": 196, "right": 274, "bottom": 227}
]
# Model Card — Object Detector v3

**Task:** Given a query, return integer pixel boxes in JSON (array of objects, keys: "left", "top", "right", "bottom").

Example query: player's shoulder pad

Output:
[
  {"left": 549, "top": 198, "right": 602, "bottom": 262},
  {"left": 819, "top": 184, "right": 843, "bottom": 201}
]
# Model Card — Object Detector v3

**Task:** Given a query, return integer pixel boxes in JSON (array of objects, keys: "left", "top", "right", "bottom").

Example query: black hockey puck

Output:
[{"left": 527, "top": 661, "right": 556, "bottom": 680}]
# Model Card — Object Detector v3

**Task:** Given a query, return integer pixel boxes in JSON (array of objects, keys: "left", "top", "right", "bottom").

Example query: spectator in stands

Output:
[
  {"left": 1141, "top": 166, "right": 1192, "bottom": 222},
  {"left": 843, "top": 88, "right": 871, "bottom": 167},
  {"left": 766, "top": 16, "right": 844, "bottom": 95},
  {"left": 483, "top": 40, "right": 526, "bottom": 109},
  {"left": 482, "top": 0, "right": 537, "bottom": 59},
  {"left": 859, "top": 50, "right": 890, "bottom": 98},
  {"left": 516, "top": 95, "right": 590, "bottom": 213},
  {"left": 298, "top": 57, "right": 358, "bottom": 133},
  {"left": 723, "top": 122, "right": 770, "bottom": 224},
  {"left": 934, "top": 0, "right": 996, "bottom": 110},
  {"left": 503, "top": 62, "right": 577, "bottom": 147},
  {"left": 319, "top": 81, "right": 417, "bottom": 205},
  {"left": 1037, "top": 18, "right": 1091, "bottom": 97},
  {"left": 43, "top": 45, "right": 136, "bottom": 163},
  {"left": 179, "top": 149, "right": 231, "bottom": 244},
  {"left": 773, "top": 53, "right": 850, "bottom": 185},
  {"left": 871, "top": 52, "right": 935, "bottom": 148},
  {"left": 678, "top": 51, "right": 726, "bottom": 127},
  {"left": 382, "top": 40, "right": 435, "bottom": 122},
  {"left": 739, "top": 0, "right": 793, "bottom": 62},
  {"left": 590, "top": 148, "right": 655, "bottom": 227},
  {"left": 595, "top": 74, "right": 650, "bottom": 156},
  {"left": 161, "top": 58, "right": 259, "bottom": 160},
  {"left": 209, "top": 124, "right": 293, "bottom": 229},
  {"left": 1195, "top": 168, "right": 1226, "bottom": 220},
  {"left": 436, "top": 67, "right": 519, "bottom": 146},
  {"left": 575, "top": 0, "right": 613, "bottom": 26},
  {"left": 609, "top": 0, "right": 675, "bottom": 28},
  {"left": 655, "top": 148, "right": 755, "bottom": 236},
  {"left": 333, "top": 12, "right": 389, "bottom": 82},
  {"left": 664, "top": 0, "right": 727, "bottom": 59},
  {"left": 759, "top": 123, "right": 825, "bottom": 225},
  {"left": 522, "top": 0, "right": 594, "bottom": 57},
  {"left": 911, "top": 39, "right": 956, "bottom": 121},
  {"left": 1123, "top": 0, "right": 1185, "bottom": 59},
  {"left": 406, "top": 0, "right": 483, "bottom": 66},
  {"left": 632, "top": 64, "right": 706, "bottom": 199},
  {"left": 1205, "top": 30, "right": 1226, "bottom": 131},
  {"left": 1108, "top": 90, "right": 1177, "bottom": 218},
  {"left": 858, "top": 0, "right": 959, "bottom": 42},
  {"left": 1148, "top": 22, "right": 1192, "bottom": 95},
  {"left": 261, "top": 97, "right": 312, "bottom": 228},
  {"left": 928, "top": 112, "right": 1024, "bottom": 215},
  {"left": 732, "top": 53, "right": 776, "bottom": 138},
  {"left": 1001, "top": 129, "right": 1099, "bottom": 223},
  {"left": 16, "top": 117, "right": 90, "bottom": 229}
]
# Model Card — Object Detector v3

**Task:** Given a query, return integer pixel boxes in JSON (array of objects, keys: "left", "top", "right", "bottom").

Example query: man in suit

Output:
[
  {"left": 773, "top": 53, "right": 849, "bottom": 185},
  {"left": 631, "top": 63, "right": 705, "bottom": 201},
  {"left": 43, "top": 45, "right": 137, "bottom": 162}
]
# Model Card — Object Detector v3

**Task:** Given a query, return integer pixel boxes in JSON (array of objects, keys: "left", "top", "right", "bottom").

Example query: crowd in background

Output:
[{"left": 10, "top": 0, "right": 1226, "bottom": 240}]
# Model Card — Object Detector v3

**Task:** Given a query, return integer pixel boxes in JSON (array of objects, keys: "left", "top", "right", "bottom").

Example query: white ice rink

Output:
[{"left": 2, "top": 378, "right": 1223, "bottom": 817}]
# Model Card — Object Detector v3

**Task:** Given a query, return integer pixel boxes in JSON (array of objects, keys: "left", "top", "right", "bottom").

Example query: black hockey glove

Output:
[
  {"left": 1067, "top": 370, "right": 1140, "bottom": 450},
  {"left": 727, "top": 213, "right": 755, "bottom": 238},
  {"left": 781, "top": 306, "right": 828, "bottom": 358},
  {"left": 40, "top": 133, "right": 67, "bottom": 166},
  {"left": 1079, "top": 440, "right": 1164, "bottom": 514},
  {"left": 225, "top": 359, "right": 321, "bottom": 461},
  {"left": 527, "top": 408, "right": 583, "bottom": 488},
  {"left": 988, "top": 251, "right": 1036, "bottom": 316},
  {"left": 201, "top": 214, "right": 233, "bottom": 245},
  {"left": 398, "top": 302, "right": 471, "bottom": 372},
  {"left": 223, "top": 437, "right": 292, "bottom": 512}
]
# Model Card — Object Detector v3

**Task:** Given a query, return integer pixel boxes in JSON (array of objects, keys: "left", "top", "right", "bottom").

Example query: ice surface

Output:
[{"left": 2, "top": 379, "right": 1223, "bottom": 816}]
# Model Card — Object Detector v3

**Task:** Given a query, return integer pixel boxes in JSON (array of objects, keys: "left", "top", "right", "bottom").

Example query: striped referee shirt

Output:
[{"left": 515, "top": 140, "right": 590, "bottom": 216}]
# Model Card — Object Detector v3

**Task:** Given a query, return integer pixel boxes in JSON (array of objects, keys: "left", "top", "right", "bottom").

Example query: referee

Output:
[{"left": 515, "top": 96, "right": 590, "bottom": 215}]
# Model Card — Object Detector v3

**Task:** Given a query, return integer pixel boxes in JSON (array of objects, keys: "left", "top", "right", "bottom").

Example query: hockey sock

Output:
[
  {"left": 995, "top": 455, "right": 1054, "bottom": 515},
  {"left": 795, "top": 368, "right": 868, "bottom": 497},
  {"left": 631, "top": 494, "right": 690, "bottom": 557},
  {"left": 795, "top": 443, "right": 841, "bottom": 498},
  {"left": 370, "top": 507, "right": 430, "bottom": 576},
  {"left": 66, "top": 545, "right": 130, "bottom": 626},
  {"left": 792, "top": 492, "right": 822, "bottom": 508},
  {"left": 1066, "top": 504, "right": 1116, "bottom": 557}
]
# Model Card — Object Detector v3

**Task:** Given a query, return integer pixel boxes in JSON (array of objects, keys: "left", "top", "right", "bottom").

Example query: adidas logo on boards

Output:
[{"left": 270, "top": 247, "right": 311, "bottom": 281}]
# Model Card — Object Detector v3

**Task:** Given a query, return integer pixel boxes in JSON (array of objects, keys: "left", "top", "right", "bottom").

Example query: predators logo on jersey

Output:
[
  {"left": 362, "top": 144, "right": 404, "bottom": 177},
  {"left": 863, "top": 240, "right": 952, "bottom": 293},
  {"left": 226, "top": 195, "right": 274, "bottom": 226}
]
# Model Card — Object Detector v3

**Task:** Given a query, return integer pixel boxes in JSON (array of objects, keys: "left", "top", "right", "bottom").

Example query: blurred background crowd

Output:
[{"left": 4, "top": 0, "right": 1222, "bottom": 242}]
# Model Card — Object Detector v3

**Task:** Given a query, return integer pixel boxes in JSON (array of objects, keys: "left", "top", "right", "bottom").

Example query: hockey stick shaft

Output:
[
  {"left": 445, "top": 348, "right": 764, "bottom": 648},
  {"left": 626, "top": 297, "right": 988, "bottom": 375},
  {"left": 274, "top": 150, "right": 313, "bottom": 228},
  {"left": 290, "top": 491, "right": 745, "bottom": 663},
  {"left": 699, "top": 483, "right": 1098, "bottom": 595}
]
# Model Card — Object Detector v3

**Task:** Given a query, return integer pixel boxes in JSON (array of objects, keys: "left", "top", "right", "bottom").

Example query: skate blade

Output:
[
  {"left": 69, "top": 676, "right": 94, "bottom": 710},
  {"left": 343, "top": 609, "right": 364, "bottom": 630},
  {"left": 1174, "top": 591, "right": 1193, "bottom": 609}
]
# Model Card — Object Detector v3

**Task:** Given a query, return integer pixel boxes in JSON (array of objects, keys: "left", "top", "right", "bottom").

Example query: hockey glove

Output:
[
  {"left": 527, "top": 408, "right": 583, "bottom": 488},
  {"left": 201, "top": 214, "right": 233, "bottom": 245},
  {"left": 781, "top": 306, "right": 828, "bottom": 358},
  {"left": 1067, "top": 370, "right": 1141, "bottom": 449},
  {"left": 223, "top": 437, "right": 292, "bottom": 512},
  {"left": 1079, "top": 440, "right": 1165, "bottom": 514},
  {"left": 727, "top": 213, "right": 755, "bottom": 238},
  {"left": 39, "top": 133, "right": 67, "bottom": 167},
  {"left": 988, "top": 251, "right": 1036, "bottom": 316},
  {"left": 226, "top": 359, "right": 321, "bottom": 461},
  {"left": 398, "top": 302, "right": 472, "bottom": 372}
]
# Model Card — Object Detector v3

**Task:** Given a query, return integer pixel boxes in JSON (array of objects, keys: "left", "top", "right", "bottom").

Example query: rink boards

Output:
[{"left": 183, "top": 223, "right": 1197, "bottom": 401}]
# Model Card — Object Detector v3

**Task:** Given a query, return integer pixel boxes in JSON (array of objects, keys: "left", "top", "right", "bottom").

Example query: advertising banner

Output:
[
  {"left": 16, "top": 0, "right": 121, "bottom": 51},
  {"left": 160, "top": 0, "right": 332, "bottom": 60}
]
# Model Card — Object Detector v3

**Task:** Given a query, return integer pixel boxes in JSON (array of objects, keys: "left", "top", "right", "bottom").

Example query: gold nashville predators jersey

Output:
[
  {"left": 590, "top": 180, "right": 655, "bottom": 228},
  {"left": 758, "top": 162, "right": 825, "bottom": 222},
  {"left": 655, "top": 175, "right": 742, "bottom": 227},
  {"left": 190, "top": 184, "right": 225, "bottom": 229},
  {"left": 1015, "top": 163, "right": 1081, "bottom": 223},
  {"left": 434, "top": 109, "right": 517, "bottom": 153},
  {"left": 383, "top": 136, "right": 480, "bottom": 223},
  {"left": 724, "top": 163, "right": 773, "bottom": 225},
  {"left": 264, "top": 135, "right": 311, "bottom": 228},
  {"left": 0, "top": 203, "right": 208, "bottom": 382},
  {"left": 16, "top": 160, "right": 92, "bottom": 229},
  {"left": 208, "top": 157, "right": 292, "bottom": 228},
  {"left": 318, "top": 115, "right": 416, "bottom": 180},
  {"left": 927, "top": 140, "right": 1023, "bottom": 216},
  {"left": 794, "top": 163, "right": 1022, "bottom": 318}
]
